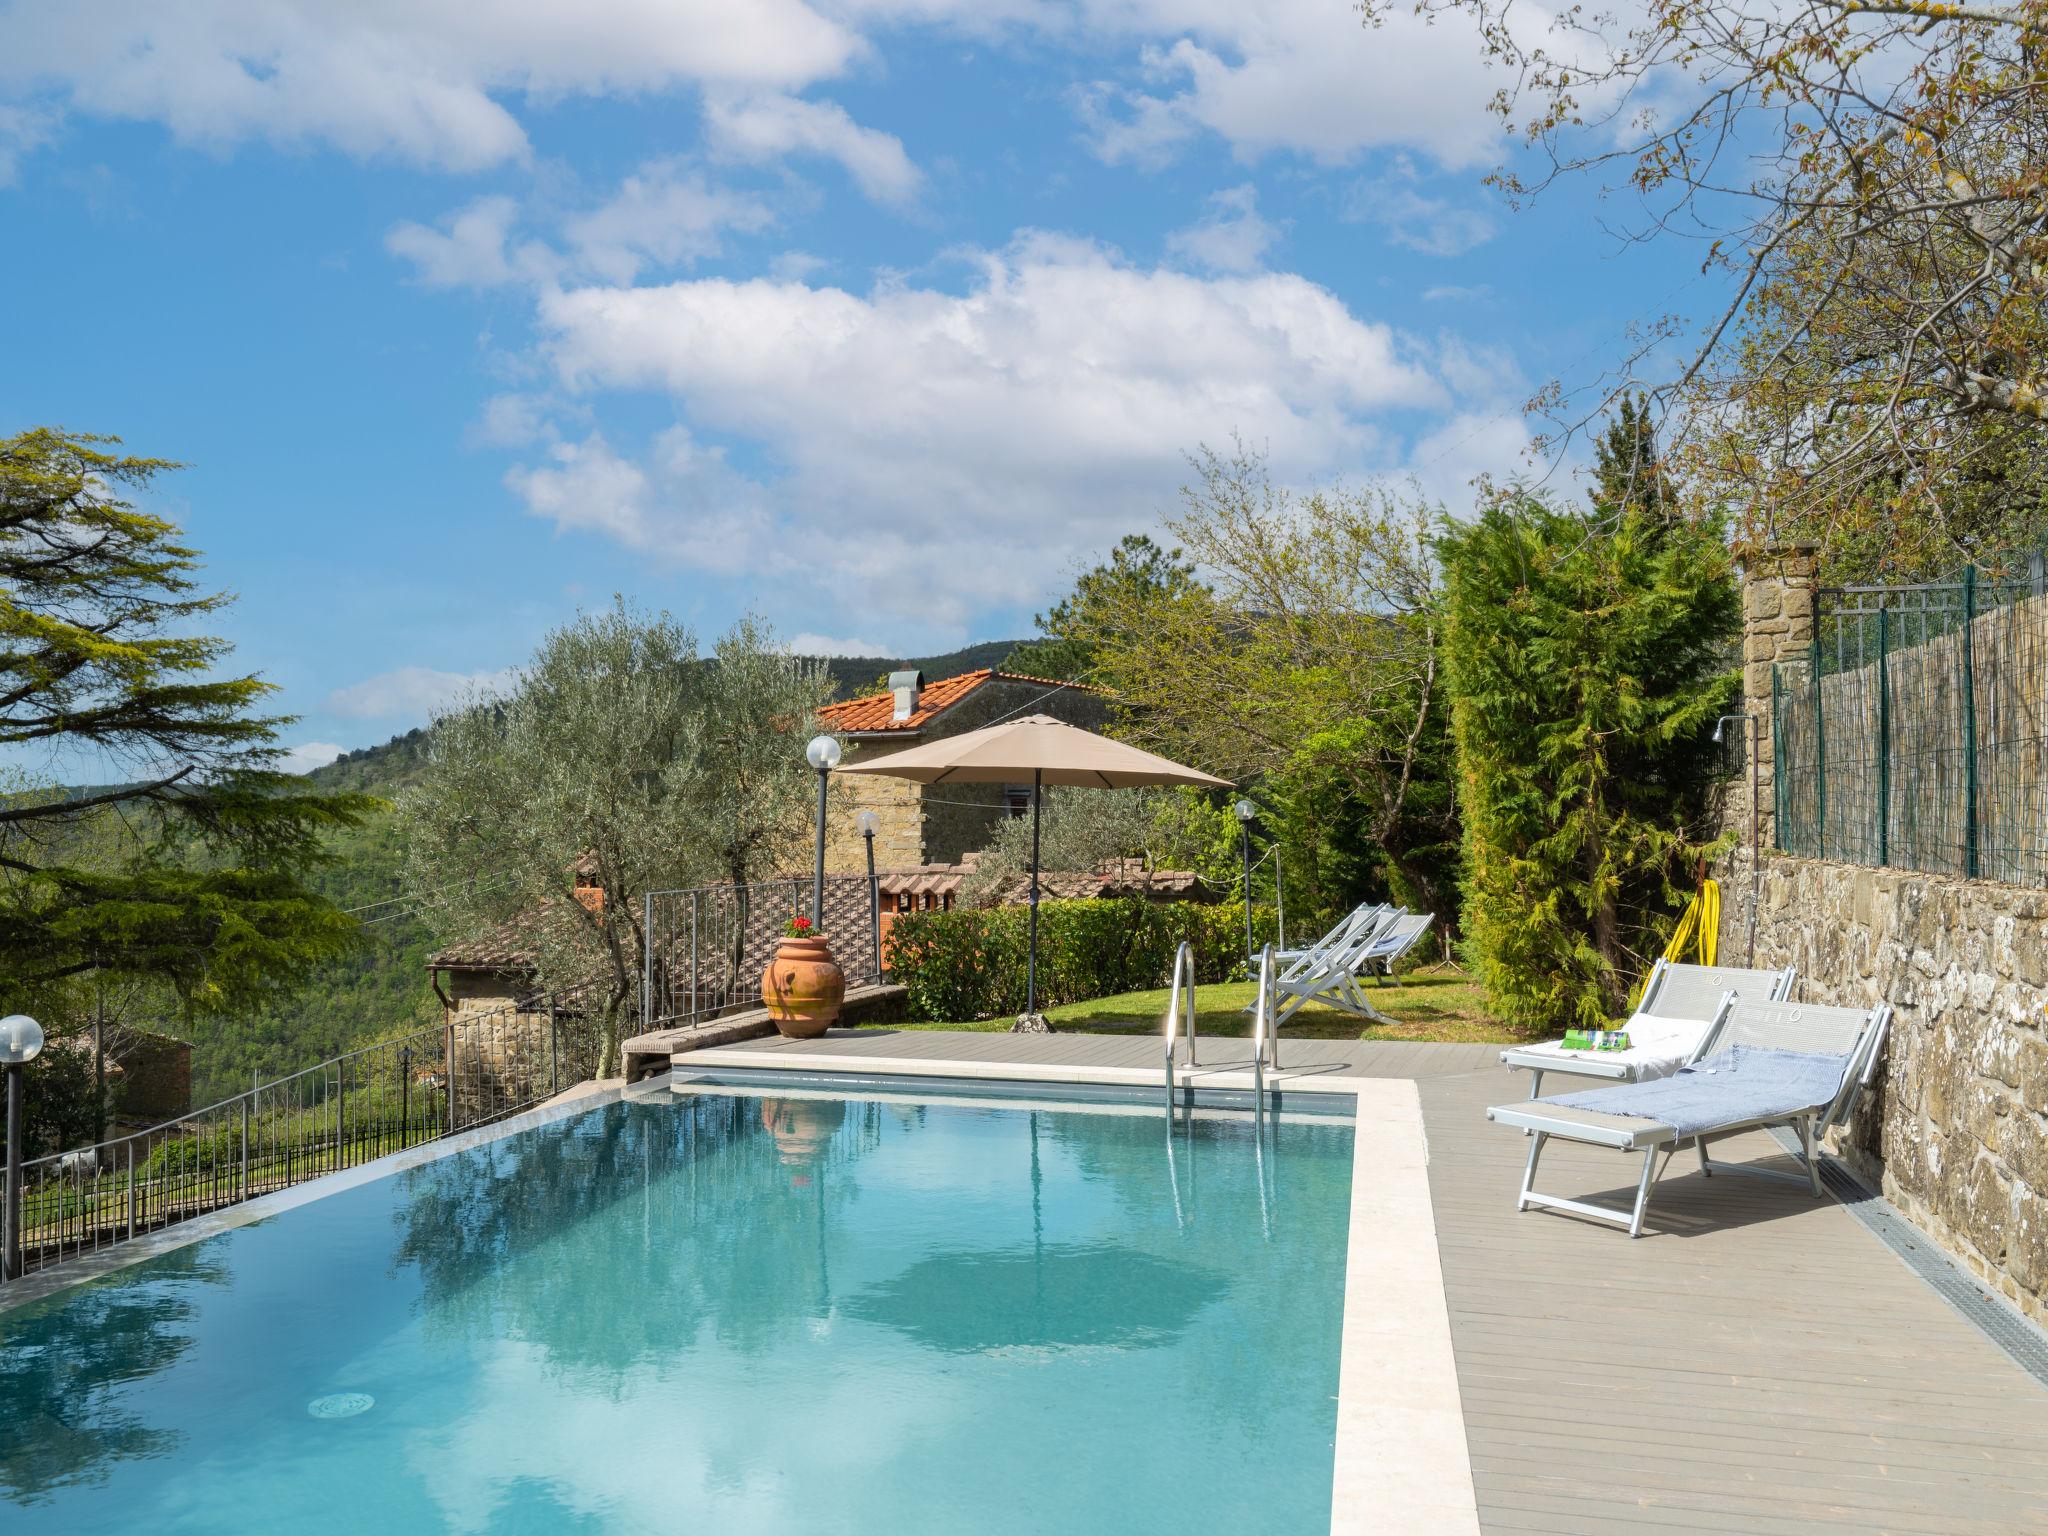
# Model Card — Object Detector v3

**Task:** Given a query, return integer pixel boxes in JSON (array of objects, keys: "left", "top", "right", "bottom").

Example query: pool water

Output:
[{"left": 2, "top": 1090, "right": 1357, "bottom": 1535}]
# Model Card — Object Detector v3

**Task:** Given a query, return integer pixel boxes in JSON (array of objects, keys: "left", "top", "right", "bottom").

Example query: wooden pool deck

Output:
[{"left": 683, "top": 1027, "right": 2048, "bottom": 1535}]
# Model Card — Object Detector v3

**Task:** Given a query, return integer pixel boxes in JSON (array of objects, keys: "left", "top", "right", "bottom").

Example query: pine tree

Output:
[
  {"left": 1589, "top": 392, "right": 1676, "bottom": 524},
  {"left": 1437, "top": 494, "right": 1738, "bottom": 1029},
  {"left": 0, "top": 428, "right": 371, "bottom": 1016},
  {"left": 1004, "top": 534, "right": 1199, "bottom": 681}
]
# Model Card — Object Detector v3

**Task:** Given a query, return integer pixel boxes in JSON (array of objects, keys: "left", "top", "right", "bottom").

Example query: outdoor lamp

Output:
[
  {"left": 856, "top": 811, "right": 882, "bottom": 984},
  {"left": 0, "top": 1015, "right": 42, "bottom": 1066},
  {"left": 807, "top": 735, "right": 842, "bottom": 928},
  {"left": 2, "top": 1013, "right": 43, "bottom": 1284},
  {"left": 1235, "top": 799, "right": 1258, "bottom": 969}
]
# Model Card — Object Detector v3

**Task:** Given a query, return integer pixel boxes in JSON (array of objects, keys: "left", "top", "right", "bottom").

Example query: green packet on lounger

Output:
[{"left": 1561, "top": 1028, "right": 1632, "bottom": 1052}]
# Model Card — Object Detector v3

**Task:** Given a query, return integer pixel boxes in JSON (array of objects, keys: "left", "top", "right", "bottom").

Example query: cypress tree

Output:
[{"left": 1438, "top": 492, "right": 1738, "bottom": 1029}]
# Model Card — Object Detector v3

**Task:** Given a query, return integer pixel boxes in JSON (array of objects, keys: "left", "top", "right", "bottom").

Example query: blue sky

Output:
[{"left": 0, "top": 1, "right": 1708, "bottom": 773}]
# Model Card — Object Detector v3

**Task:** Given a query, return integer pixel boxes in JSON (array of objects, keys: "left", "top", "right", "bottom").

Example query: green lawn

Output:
[{"left": 889, "top": 968, "right": 1535, "bottom": 1045}]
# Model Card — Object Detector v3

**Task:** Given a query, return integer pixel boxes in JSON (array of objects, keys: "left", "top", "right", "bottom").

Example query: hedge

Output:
[{"left": 885, "top": 897, "right": 1280, "bottom": 1022}]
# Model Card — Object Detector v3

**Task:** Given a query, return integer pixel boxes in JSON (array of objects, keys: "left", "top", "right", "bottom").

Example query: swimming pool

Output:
[{"left": 1, "top": 1085, "right": 1357, "bottom": 1534}]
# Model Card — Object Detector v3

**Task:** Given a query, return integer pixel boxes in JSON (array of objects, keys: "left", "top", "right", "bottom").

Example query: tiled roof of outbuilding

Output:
[{"left": 818, "top": 669, "right": 1095, "bottom": 735}]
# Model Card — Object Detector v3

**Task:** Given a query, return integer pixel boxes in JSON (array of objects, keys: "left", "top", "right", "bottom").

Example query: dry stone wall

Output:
[{"left": 1739, "top": 852, "right": 2048, "bottom": 1323}]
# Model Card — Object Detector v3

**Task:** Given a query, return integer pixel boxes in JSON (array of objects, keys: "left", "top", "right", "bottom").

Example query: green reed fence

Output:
[{"left": 1775, "top": 556, "right": 2048, "bottom": 884}]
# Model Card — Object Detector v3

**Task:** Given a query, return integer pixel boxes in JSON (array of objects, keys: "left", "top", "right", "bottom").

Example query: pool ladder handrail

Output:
[
  {"left": 1163, "top": 941, "right": 1198, "bottom": 1103},
  {"left": 1250, "top": 942, "right": 1278, "bottom": 1111}
]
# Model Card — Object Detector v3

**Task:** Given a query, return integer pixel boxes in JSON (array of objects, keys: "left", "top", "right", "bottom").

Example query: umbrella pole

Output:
[{"left": 1027, "top": 768, "right": 1041, "bottom": 1016}]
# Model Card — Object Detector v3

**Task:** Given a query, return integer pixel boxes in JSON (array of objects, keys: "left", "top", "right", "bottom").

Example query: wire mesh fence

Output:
[
  {"left": 640, "top": 875, "right": 883, "bottom": 1031},
  {"left": 7, "top": 979, "right": 609, "bottom": 1282},
  {"left": 1775, "top": 556, "right": 2048, "bottom": 884}
]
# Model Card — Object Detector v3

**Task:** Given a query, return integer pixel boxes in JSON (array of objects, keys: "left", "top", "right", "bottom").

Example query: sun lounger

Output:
[
  {"left": 1487, "top": 997, "right": 1892, "bottom": 1237},
  {"left": 1499, "top": 960, "right": 1797, "bottom": 1096}
]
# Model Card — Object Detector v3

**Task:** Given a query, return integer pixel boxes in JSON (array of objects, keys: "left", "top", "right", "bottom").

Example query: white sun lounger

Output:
[
  {"left": 1487, "top": 996, "right": 1892, "bottom": 1237},
  {"left": 1498, "top": 960, "right": 1797, "bottom": 1096}
]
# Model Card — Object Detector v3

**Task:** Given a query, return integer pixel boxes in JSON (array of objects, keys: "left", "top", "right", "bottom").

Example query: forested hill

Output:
[
  {"left": 297, "top": 639, "right": 1024, "bottom": 796},
  {"left": 174, "top": 639, "right": 1027, "bottom": 1106},
  {"left": 815, "top": 639, "right": 1021, "bottom": 697}
]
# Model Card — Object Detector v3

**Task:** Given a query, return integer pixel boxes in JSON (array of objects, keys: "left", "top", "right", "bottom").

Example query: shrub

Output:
[
  {"left": 886, "top": 898, "right": 1278, "bottom": 1021},
  {"left": 1438, "top": 496, "right": 1738, "bottom": 1031}
]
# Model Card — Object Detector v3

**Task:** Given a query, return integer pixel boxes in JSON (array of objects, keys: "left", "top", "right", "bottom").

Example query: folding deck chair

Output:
[
  {"left": 1355, "top": 909, "right": 1435, "bottom": 983},
  {"left": 1487, "top": 996, "right": 1892, "bottom": 1237},
  {"left": 1271, "top": 910, "right": 1435, "bottom": 1028},
  {"left": 1274, "top": 902, "right": 1391, "bottom": 977},
  {"left": 1499, "top": 960, "right": 1798, "bottom": 1097}
]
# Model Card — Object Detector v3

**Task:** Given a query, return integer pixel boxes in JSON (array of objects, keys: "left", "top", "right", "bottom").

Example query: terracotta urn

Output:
[
  {"left": 760, "top": 1097, "right": 848, "bottom": 1166},
  {"left": 762, "top": 930, "right": 846, "bottom": 1038}
]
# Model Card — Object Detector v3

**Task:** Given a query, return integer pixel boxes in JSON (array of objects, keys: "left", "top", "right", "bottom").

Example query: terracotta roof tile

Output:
[{"left": 818, "top": 669, "right": 1097, "bottom": 735}]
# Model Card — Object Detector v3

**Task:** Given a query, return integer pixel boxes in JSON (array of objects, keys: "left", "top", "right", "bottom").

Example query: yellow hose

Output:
[
  {"left": 1628, "top": 879, "right": 1720, "bottom": 1011},
  {"left": 1662, "top": 878, "right": 1719, "bottom": 968}
]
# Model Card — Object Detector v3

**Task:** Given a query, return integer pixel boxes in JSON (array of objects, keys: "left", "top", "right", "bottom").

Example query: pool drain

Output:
[{"left": 307, "top": 1392, "right": 375, "bottom": 1420}]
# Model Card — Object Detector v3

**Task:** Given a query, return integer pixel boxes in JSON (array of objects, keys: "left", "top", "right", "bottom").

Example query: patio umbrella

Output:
[{"left": 834, "top": 715, "right": 1231, "bottom": 1018}]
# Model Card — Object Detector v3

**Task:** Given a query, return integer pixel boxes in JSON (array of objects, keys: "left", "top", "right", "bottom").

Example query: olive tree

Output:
[{"left": 399, "top": 603, "right": 830, "bottom": 1075}]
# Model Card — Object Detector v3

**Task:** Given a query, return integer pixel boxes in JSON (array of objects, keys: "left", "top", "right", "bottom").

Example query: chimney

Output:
[
  {"left": 570, "top": 852, "right": 605, "bottom": 913},
  {"left": 889, "top": 669, "right": 925, "bottom": 722}
]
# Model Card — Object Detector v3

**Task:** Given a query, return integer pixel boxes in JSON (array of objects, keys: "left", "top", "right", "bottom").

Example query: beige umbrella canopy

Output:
[{"left": 836, "top": 715, "right": 1232, "bottom": 1015}]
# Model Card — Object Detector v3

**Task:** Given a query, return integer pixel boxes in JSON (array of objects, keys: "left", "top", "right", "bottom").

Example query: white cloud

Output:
[
  {"left": 1342, "top": 161, "right": 1498, "bottom": 256},
  {"left": 506, "top": 427, "right": 772, "bottom": 574},
  {"left": 787, "top": 632, "right": 893, "bottom": 656},
  {"left": 705, "top": 92, "right": 921, "bottom": 206},
  {"left": 1422, "top": 283, "right": 1492, "bottom": 303},
  {"left": 562, "top": 160, "right": 775, "bottom": 284},
  {"left": 525, "top": 232, "right": 1439, "bottom": 627},
  {"left": 1404, "top": 409, "right": 1539, "bottom": 506},
  {"left": 386, "top": 195, "right": 558, "bottom": 289},
  {"left": 1078, "top": 0, "right": 1510, "bottom": 171},
  {"left": 0, "top": 100, "right": 54, "bottom": 184},
  {"left": 390, "top": 164, "right": 775, "bottom": 291},
  {"left": 0, "top": 0, "right": 861, "bottom": 172},
  {"left": 328, "top": 664, "right": 521, "bottom": 722},
  {"left": 469, "top": 391, "right": 558, "bottom": 448},
  {"left": 278, "top": 740, "right": 345, "bottom": 774},
  {"left": 1164, "top": 183, "right": 1278, "bottom": 273}
]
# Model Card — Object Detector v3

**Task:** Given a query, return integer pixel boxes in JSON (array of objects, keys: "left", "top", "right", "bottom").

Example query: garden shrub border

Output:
[{"left": 884, "top": 897, "right": 1279, "bottom": 1022}]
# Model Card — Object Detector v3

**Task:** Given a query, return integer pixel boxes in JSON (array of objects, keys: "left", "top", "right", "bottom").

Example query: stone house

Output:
[{"left": 817, "top": 667, "right": 1110, "bottom": 876}]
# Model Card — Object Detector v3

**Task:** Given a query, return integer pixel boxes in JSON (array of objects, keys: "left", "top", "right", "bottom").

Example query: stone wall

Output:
[
  {"left": 445, "top": 997, "right": 554, "bottom": 1124},
  {"left": 823, "top": 772, "right": 921, "bottom": 875},
  {"left": 112, "top": 1028, "right": 192, "bottom": 1120},
  {"left": 1738, "top": 853, "right": 2048, "bottom": 1324},
  {"left": 1739, "top": 540, "right": 1819, "bottom": 849},
  {"left": 1724, "top": 542, "right": 2048, "bottom": 1323}
]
